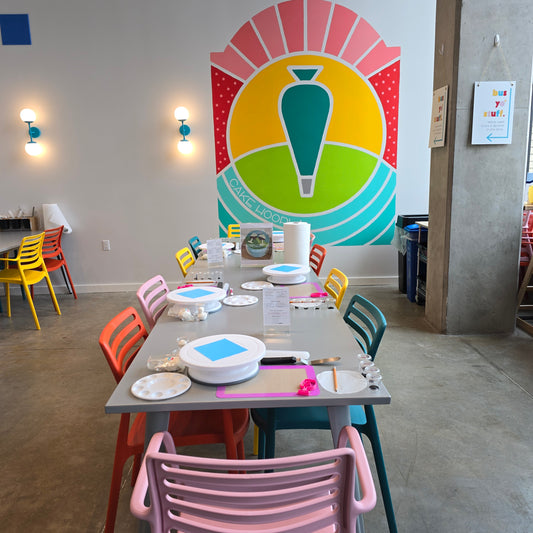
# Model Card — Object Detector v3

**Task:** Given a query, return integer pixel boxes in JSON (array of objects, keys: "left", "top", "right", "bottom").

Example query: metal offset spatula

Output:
[{"left": 260, "top": 356, "right": 340, "bottom": 365}]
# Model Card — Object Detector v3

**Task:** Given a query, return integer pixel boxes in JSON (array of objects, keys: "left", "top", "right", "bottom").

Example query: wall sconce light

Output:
[
  {"left": 174, "top": 106, "right": 193, "bottom": 154},
  {"left": 20, "top": 108, "right": 43, "bottom": 156}
]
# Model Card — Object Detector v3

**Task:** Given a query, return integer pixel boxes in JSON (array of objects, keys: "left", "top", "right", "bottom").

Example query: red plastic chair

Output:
[
  {"left": 522, "top": 210, "right": 533, "bottom": 235},
  {"left": 41, "top": 225, "right": 77, "bottom": 298},
  {"left": 131, "top": 427, "right": 376, "bottom": 533},
  {"left": 309, "top": 243, "right": 327, "bottom": 276},
  {"left": 136, "top": 275, "right": 169, "bottom": 330},
  {"left": 99, "top": 307, "right": 250, "bottom": 532}
]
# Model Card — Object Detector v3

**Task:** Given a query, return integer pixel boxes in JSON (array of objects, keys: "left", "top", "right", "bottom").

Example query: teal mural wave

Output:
[{"left": 217, "top": 161, "right": 396, "bottom": 246}]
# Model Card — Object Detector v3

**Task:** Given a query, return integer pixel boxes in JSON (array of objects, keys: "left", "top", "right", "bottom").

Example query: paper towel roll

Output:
[
  {"left": 42, "top": 204, "right": 72, "bottom": 234},
  {"left": 283, "top": 222, "right": 310, "bottom": 266}
]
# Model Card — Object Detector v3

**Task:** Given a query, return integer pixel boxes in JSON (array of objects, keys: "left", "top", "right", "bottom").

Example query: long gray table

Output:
[
  {"left": 0, "top": 230, "right": 41, "bottom": 255},
  {"left": 106, "top": 254, "right": 390, "bottom": 434},
  {"left": 105, "top": 253, "right": 391, "bottom": 531}
]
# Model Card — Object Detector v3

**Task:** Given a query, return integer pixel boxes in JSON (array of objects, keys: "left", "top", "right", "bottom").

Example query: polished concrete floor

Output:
[{"left": 0, "top": 285, "right": 532, "bottom": 532}]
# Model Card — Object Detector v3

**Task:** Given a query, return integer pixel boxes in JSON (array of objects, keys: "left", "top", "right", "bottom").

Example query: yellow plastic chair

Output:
[
  {"left": 227, "top": 223, "right": 240, "bottom": 239},
  {"left": 324, "top": 268, "right": 349, "bottom": 309},
  {"left": 175, "top": 247, "right": 195, "bottom": 278},
  {"left": 0, "top": 232, "right": 61, "bottom": 330}
]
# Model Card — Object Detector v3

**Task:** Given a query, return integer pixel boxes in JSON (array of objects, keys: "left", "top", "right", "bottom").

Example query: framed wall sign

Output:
[
  {"left": 472, "top": 81, "right": 515, "bottom": 145},
  {"left": 429, "top": 85, "right": 448, "bottom": 148}
]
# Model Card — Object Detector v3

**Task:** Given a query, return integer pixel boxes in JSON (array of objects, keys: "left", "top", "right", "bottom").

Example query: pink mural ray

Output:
[
  {"left": 278, "top": 0, "right": 304, "bottom": 52},
  {"left": 306, "top": 0, "right": 332, "bottom": 52},
  {"left": 357, "top": 40, "right": 401, "bottom": 77},
  {"left": 253, "top": 6, "right": 286, "bottom": 59},
  {"left": 341, "top": 18, "right": 379, "bottom": 65},
  {"left": 210, "top": 45, "right": 255, "bottom": 81},
  {"left": 231, "top": 21, "right": 269, "bottom": 68},
  {"left": 324, "top": 4, "right": 357, "bottom": 56},
  {"left": 369, "top": 60, "right": 400, "bottom": 169}
]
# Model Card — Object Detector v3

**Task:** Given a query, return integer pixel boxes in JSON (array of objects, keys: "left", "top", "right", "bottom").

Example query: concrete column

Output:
[{"left": 426, "top": 0, "right": 533, "bottom": 333}]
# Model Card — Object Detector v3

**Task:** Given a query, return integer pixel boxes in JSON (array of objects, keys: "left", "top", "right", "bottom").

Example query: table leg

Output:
[
  {"left": 327, "top": 405, "right": 350, "bottom": 446},
  {"left": 328, "top": 405, "right": 365, "bottom": 533},
  {"left": 144, "top": 411, "right": 170, "bottom": 450}
]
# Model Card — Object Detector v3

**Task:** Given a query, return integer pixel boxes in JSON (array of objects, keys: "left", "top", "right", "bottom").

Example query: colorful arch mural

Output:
[{"left": 210, "top": 0, "right": 400, "bottom": 246}]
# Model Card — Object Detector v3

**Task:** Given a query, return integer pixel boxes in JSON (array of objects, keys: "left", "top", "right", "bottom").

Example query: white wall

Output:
[{"left": 0, "top": 0, "right": 436, "bottom": 292}]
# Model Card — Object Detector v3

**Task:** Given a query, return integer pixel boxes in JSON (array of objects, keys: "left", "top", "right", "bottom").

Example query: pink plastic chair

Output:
[
  {"left": 136, "top": 275, "right": 169, "bottom": 330},
  {"left": 131, "top": 426, "right": 376, "bottom": 533}
]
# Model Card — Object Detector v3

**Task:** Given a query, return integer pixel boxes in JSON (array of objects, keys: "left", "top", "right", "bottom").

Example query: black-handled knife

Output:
[{"left": 260, "top": 356, "right": 298, "bottom": 365}]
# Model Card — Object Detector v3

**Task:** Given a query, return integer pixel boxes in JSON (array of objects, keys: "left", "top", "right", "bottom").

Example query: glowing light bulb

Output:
[
  {"left": 177, "top": 140, "right": 193, "bottom": 154},
  {"left": 20, "top": 108, "right": 36, "bottom": 122},
  {"left": 25, "top": 141, "right": 43, "bottom": 156},
  {"left": 174, "top": 106, "right": 189, "bottom": 121}
]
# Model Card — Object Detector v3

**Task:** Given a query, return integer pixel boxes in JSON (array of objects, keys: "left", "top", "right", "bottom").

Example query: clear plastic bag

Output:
[
  {"left": 147, "top": 349, "right": 186, "bottom": 373},
  {"left": 167, "top": 305, "right": 208, "bottom": 321}
]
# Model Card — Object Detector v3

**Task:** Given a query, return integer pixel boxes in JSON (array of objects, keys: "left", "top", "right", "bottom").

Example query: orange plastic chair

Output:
[
  {"left": 40, "top": 225, "right": 77, "bottom": 298},
  {"left": 0, "top": 232, "right": 61, "bottom": 330},
  {"left": 309, "top": 243, "right": 327, "bottom": 276},
  {"left": 175, "top": 247, "right": 195, "bottom": 277},
  {"left": 131, "top": 427, "right": 376, "bottom": 533},
  {"left": 324, "top": 267, "right": 349, "bottom": 309},
  {"left": 99, "top": 307, "right": 250, "bottom": 533}
]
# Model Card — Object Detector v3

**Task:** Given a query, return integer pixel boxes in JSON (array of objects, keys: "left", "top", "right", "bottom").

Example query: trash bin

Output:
[
  {"left": 404, "top": 225, "right": 419, "bottom": 302},
  {"left": 395, "top": 214, "right": 428, "bottom": 293},
  {"left": 404, "top": 224, "right": 428, "bottom": 303}
]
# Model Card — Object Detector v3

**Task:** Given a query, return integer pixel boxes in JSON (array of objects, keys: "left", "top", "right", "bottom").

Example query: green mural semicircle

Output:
[{"left": 235, "top": 144, "right": 378, "bottom": 214}]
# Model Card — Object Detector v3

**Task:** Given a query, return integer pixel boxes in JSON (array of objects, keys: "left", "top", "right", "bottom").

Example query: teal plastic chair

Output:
[
  {"left": 251, "top": 294, "right": 397, "bottom": 533},
  {"left": 188, "top": 236, "right": 202, "bottom": 259}
]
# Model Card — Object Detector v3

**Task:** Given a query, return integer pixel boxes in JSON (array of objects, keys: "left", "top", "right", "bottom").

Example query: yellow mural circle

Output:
[{"left": 230, "top": 55, "right": 383, "bottom": 159}]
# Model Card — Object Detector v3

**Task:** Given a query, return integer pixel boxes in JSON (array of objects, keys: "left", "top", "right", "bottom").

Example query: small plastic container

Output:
[
  {"left": 366, "top": 370, "right": 383, "bottom": 391},
  {"left": 359, "top": 360, "right": 377, "bottom": 376}
]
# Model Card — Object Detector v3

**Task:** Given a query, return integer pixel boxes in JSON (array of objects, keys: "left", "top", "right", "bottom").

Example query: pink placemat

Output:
[{"left": 216, "top": 365, "right": 319, "bottom": 398}]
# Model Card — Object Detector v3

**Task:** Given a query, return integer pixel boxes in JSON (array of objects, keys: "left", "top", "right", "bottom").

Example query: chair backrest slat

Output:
[
  {"left": 227, "top": 224, "right": 240, "bottom": 240},
  {"left": 41, "top": 226, "right": 64, "bottom": 258},
  {"left": 99, "top": 307, "right": 148, "bottom": 383},
  {"left": 176, "top": 247, "right": 195, "bottom": 277},
  {"left": 137, "top": 275, "right": 169, "bottom": 329},
  {"left": 188, "top": 236, "right": 202, "bottom": 259},
  {"left": 343, "top": 295, "right": 386, "bottom": 359},
  {"left": 149, "top": 446, "right": 354, "bottom": 532},
  {"left": 309, "top": 244, "right": 327, "bottom": 276},
  {"left": 324, "top": 268, "right": 348, "bottom": 309},
  {"left": 17, "top": 233, "right": 45, "bottom": 270}
]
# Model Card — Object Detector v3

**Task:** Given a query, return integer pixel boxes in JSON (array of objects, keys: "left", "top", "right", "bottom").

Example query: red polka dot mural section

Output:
[
  {"left": 369, "top": 60, "right": 399, "bottom": 169},
  {"left": 211, "top": 66, "right": 243, "bottom": 174}
]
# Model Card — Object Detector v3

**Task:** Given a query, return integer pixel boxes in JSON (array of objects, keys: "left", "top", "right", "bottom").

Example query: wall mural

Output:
[{"left": 210, "top": 0, "right": 399, "bottom": 246}]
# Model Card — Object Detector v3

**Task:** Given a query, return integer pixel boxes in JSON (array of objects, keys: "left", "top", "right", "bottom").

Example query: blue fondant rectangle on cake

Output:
[{"left": 194, "top": 338, "right": 248, "bottom": 361}]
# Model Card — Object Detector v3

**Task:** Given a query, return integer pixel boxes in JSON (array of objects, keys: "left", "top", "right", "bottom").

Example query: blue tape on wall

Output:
[{"left": 0, "top": 14, "right": 31, "bottom": 45}]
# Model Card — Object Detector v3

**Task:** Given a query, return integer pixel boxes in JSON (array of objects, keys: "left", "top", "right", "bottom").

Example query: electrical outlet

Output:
[{"left": 102, "top": 240, "right": 111, "bottom": 251}]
